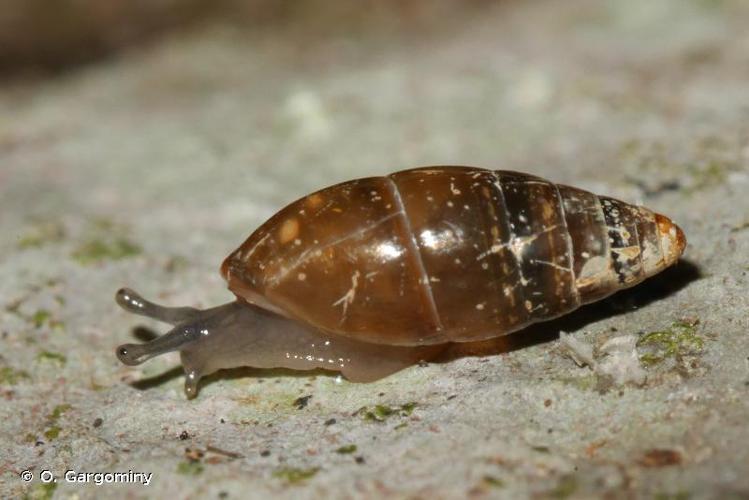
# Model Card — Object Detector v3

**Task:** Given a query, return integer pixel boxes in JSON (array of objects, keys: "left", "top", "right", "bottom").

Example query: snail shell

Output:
[
  {"left": 221, "top": 166, "right": 685, "bottom": 345},
  {"left": 116, "top": 166, "right": 686, "bottom": 397}
]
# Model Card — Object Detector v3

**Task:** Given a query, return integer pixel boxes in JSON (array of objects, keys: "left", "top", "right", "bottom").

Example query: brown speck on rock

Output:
[
  {"left": 355, "top": 456, "right": 365, "bottom": 464},
  {"left": 544, "top": 399, "right": 552, "bottom": 407},
  {"left": 639, "top": 449, "right": 682, "bottom": 467},
  {"left": 92, "top": 417, "right": 103, "bottom": 428},
  {"left": 324, "top": 418, "right": 336, "bottom": 426},
  {"left": 260, "top": 450, "right": 270, "bottom": 457},
  {"left": 179, "top": 430, "right": 190, "bottom": 440}
]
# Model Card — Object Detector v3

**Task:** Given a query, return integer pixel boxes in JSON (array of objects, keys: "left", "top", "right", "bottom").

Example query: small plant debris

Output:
[
  {"left": 272, "top": 466, "right": 320, "bottom": 484},
  {"left": 206, "top": 445, "right": 243, "bottom": 459}
]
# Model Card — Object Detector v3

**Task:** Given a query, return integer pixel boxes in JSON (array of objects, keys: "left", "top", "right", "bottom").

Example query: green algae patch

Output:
[
  {"left": 0, "top": 366, "right": 31, "bottom": 385},
  {"left": 42, "top": 404, "right": 72, "bottom": 440},
  {"left": 335, "top": 444, "right": 357, "bottom": 454},
  {"left": 548, "top": 474, "right": 578, "bottom": 499},
  {"left": 18, "top": 220, "right": 66, "bottom": 249},
  {"left": 654, "top": 492, "right": 690, "bottom": 500},
  {"left": 637, "top": 321, "right": 704, "bottom": 365},
  {"left": 399, "top": 402, "right": 417, "bottom": 415},
  {"left": 482, "top": 475, "right": 505, "bottom": 488},
  {"left": 176, "top": 460, "right": 204, "bottom": 475},
  {"left": 48, "top": 404, "right": 72, "bottom": 422},
  {"left": 619, "top": 136, "right": 741, "bottom": 196},
  {"left": 357, "top": 402, "right": 418, "bottom": 423},
  {"left": 72, "top": 237, "right": 141, "bottom": 264},
  {"left": 272, "top": 466, "right": 319, "bottom": 484},
  {"left": 71, "top": 218, "right": 142, "bottom": 265},
  {"left": 44, "top": 426, "right": 61, "bottom": 440},
  {"left": 37, "top": 351, "right": 67, "bottom": 365},
  {"left": 31, "top": 309, "right": 51, "bottom": 327},
  {"left": 558, "top": 374, "right": 598, "bottom": 391},
  {"left": 24, "top": 482, "right": 57, "bottom": 500},
  {"left": 365, "top": 404, "right": 395, "bottom": 421},
  {"left": 27, "top": 309, "right": 64, "bottom": 330}
]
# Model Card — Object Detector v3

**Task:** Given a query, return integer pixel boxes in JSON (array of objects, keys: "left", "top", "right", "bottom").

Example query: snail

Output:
[{"left": 115, "top": 166, "right": 686, "bottom": 398}]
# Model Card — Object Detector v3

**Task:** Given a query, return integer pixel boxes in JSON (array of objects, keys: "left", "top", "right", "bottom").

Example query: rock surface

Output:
[{"left": 2, "top": 0, "right": 749, "bottom": 498}]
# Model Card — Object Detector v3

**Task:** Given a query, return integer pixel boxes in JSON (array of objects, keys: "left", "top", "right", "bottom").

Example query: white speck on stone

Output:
[
  {"left": 559, "top": 332, "right": 595, "bottom": 367},
  {"left": 597, "top": 335, "right": 647, "bottom": 386}
]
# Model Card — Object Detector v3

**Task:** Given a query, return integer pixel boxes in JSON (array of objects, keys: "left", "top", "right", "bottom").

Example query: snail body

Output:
[{"left": 116, "top": 166, "right": 686, "bottom": 398}]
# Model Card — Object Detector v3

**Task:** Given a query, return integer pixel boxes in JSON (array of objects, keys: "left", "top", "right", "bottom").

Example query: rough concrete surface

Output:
[{"left": 2, "top": 0, "right": 749, "bottom": 498}]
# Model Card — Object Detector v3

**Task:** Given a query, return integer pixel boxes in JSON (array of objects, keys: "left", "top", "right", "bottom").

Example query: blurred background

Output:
[
  {"left": 2, "top": 1, "right": 749, "bottom": 498},
  {"left": 1, "top": 0, "right": 487, "bottom": 77}
]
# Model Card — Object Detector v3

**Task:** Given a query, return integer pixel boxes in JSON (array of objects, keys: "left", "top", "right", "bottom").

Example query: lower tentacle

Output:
[{"left": 116, "top": 323, "right": 201, "bottom": 366}]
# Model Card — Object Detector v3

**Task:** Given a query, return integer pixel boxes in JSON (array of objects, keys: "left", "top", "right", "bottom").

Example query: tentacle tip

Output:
[
  {"left": 115, "top": 287, "right": 133, "bottom": 308},
  {"left": 184, "top": 371, "right": 201, "bottom": 399},
  {"left": 116, "top": 344, "right": 145, "bottom": 366}
]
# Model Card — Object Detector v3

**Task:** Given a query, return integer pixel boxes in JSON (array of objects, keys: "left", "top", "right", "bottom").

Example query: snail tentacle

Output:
[{"left": 115, "top": 287, "right": 201, "bottom": 325}]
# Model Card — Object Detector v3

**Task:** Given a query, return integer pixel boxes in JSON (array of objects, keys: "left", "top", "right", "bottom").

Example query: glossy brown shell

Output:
[{"left": 221, "top": 166, "right": 685, "bottom": 346}]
